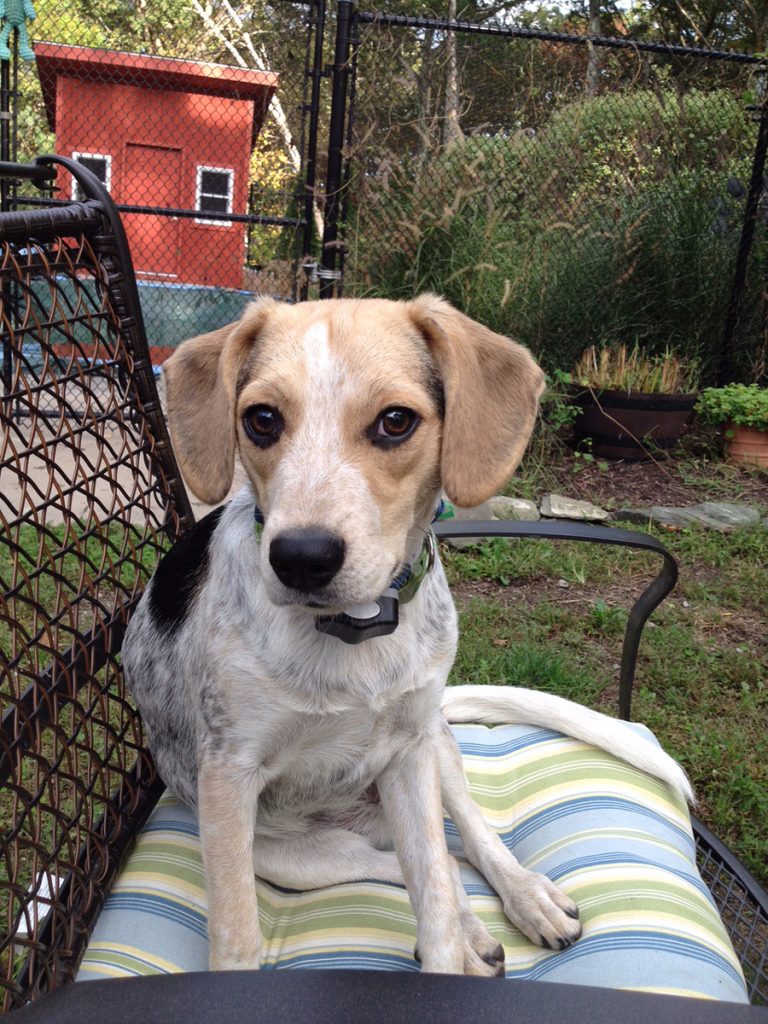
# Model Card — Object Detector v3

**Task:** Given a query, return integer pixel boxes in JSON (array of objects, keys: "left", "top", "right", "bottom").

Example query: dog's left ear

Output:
[{"left": 408, "top": 295, "right": 545, "bottom": 508}]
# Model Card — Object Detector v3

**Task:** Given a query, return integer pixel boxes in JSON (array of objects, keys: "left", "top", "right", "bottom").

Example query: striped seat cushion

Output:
[{"left": 78, "top": 723, "right": 748, "bottom": 1002}]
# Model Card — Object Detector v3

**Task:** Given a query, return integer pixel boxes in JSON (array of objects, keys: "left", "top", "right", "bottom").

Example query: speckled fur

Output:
[{"left": 125, "top": 486, "right": 458, "bottom": 826}]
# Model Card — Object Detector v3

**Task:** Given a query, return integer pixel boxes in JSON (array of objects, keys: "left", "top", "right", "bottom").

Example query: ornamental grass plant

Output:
[{"left": 572, "top": 344, "right": 699, "bottom": 395}]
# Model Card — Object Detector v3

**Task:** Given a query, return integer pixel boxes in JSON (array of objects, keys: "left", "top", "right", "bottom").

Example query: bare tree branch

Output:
[{"left": 190, "top": 0, "right": 324, "bottom": 240}]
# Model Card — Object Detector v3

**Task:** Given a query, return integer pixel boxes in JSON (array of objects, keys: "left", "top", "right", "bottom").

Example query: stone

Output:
[
  {"left": 489, "top": 496, "right": 540, "bottom": 521},
  {"left": 616, "top": 502, "right": 761, "bottom": 533},
  {"left": 693, "top": 502, "right": 761, "bottom": 531},
  {"left": 616, "top": 506, "right": 698, "bottom": 530},
  {"left": 540, "top": 493, "right": 611, "bottom": 522},
  {"left": 443, "top": 499, "right": 495, "bottom": 549}
]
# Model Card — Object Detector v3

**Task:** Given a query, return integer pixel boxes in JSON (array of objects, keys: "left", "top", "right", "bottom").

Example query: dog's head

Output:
[{"left": 164, "top": 296, "right": 544, "bottom": 612}]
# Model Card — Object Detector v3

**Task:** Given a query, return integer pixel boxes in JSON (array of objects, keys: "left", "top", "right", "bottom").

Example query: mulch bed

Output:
[
  {"left": 562, "top": 459, "right": 768, "bottom": 509},
  {"left": 536, "top": 430, "right": 768, "bottom": 511}
]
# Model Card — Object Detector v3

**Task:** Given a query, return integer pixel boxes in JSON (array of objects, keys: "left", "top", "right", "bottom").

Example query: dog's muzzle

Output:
[{"left": 254, "top": 503, "right": 448, "bottom": 645}]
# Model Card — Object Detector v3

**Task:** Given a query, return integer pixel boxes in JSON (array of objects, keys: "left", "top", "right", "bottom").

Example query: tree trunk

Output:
[
  {"left": 586, "top": 0, "right": 601, "bottom": 97},
  {"left": 443, "top": 0, "right": 463, "bottom": 147}
]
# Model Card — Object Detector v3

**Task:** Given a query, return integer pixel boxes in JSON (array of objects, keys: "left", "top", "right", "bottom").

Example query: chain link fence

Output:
[
  {"left": 343, "top": 11, "right": 768, "bottom": 383},
  {"left": 3, "top": 0, "right": 324, "bottom": 360},
  {"left": 1, "top": 1, "right": 767, "bottom": 380}
]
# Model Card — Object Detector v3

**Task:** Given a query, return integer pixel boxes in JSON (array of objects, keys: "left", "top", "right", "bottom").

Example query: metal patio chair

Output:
[{"left": 0, "top": 157, "right": 766, "bottom": 1021}]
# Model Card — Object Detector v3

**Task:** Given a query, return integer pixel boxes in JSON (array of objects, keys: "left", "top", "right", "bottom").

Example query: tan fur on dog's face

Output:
[{"left": 164, "top": 295, "right": 544, "bottom": 609}]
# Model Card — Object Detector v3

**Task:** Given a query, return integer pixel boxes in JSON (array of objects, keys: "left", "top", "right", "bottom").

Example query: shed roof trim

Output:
[{"left": 34, "top": 42, "right": 279, "bottom": 133}]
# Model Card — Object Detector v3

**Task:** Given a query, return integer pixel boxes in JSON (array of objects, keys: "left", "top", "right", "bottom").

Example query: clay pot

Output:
[
  {"left": 725, "top": 423, "right": 768, "bottom": 468},
  {"left": 571, "top": 389, "right": 697, "bottom": 461}
]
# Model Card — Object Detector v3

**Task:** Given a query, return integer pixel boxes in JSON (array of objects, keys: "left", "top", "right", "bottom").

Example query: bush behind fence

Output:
[{"left": 345, "top": 16, "right": 768, "bottom": 383}]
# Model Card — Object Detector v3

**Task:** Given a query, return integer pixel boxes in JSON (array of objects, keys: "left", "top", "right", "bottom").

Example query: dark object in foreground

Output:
[{"left": 14, "top": 970, "right": 768, "bottom": 1024}]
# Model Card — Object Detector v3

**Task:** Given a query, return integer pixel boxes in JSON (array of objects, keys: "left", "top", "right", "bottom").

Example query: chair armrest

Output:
[
  {"left": 433, "top": 519, "right": 678, "bottom": 721},
  {"left": 14, "top": 970, "right": 768, "bottom": 1023}
]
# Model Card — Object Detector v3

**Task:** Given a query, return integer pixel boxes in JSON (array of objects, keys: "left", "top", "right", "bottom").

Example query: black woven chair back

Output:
[{"left": 0, "top": 158, "right": 192, "bottom": 1010}]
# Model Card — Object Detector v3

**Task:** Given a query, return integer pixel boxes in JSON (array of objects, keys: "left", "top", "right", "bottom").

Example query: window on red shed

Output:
[
  {"left": 72, "top": 153, "right": 112, "bottom": 199},
  {"left": 195, "top": 166, "right": 234, "bottom": 226}
]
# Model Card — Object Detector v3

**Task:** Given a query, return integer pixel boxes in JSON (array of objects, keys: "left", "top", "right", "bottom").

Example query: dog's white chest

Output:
[{"left": 243, "top": 690, "right": 428, "bottom": 822}]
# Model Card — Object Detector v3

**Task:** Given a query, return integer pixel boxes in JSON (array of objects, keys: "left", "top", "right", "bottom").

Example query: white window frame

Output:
[
  {"left": 195, "top": 165, "right": 234, "bottom": 227},
  {"left": 71, "top": 152, "right": 112, "bottom": 200}
]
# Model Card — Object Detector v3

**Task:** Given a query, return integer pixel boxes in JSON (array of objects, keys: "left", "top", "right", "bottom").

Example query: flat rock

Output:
[
  {"left": 695, "top": 502, "right": 761, "bottom": 530},
  {"left": 616, "top": 506, "right": 697, "bottom": 530},
  {"left": 489, "top": 496, "right": 540, "bottom": 521},
  {"left": 540, "top": 493, "right": 611, "bottom": 522},
  {"left": 443, "top": 500, "right": 495, "bottom": 549},
  {"left": 616, "top": 502, "right": 761, "bottom": 532}
]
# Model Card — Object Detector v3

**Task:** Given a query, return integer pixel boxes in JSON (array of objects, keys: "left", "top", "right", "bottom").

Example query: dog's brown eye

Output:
[
  {"left": 371, "top": 407, "right": 419, "bottom": 446},
  {"left": 243, "top": 404, "right": 284, "bottom": 447}
]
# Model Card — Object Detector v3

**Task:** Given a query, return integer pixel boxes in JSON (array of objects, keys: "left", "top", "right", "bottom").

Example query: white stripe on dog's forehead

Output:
[
  {"left": 302, "top": 320, "right": 335, "bottom": 378},
  {"left": 300, "top": 319, "right": 354, "bottom": 407}
]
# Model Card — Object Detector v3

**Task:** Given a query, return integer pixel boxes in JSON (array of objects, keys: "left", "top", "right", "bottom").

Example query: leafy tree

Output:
[{"left": 629, "top": 1, "right": 768, "bottom": 52}]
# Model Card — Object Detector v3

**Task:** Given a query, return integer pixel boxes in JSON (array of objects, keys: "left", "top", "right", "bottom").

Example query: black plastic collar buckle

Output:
[{"left": 314, "top": 590, "right": 399, "bottom": 645}]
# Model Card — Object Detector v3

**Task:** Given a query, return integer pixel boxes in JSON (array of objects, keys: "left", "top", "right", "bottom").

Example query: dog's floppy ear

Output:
[
  {"left": 408, "top": 294, "right": 545, "bottom": 508},
  {"left": 163, "top": 298, "right": 277, "bottom": 504}
]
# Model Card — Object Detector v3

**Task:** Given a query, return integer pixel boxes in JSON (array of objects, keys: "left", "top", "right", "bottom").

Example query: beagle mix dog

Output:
[{"left": 123, "top": 295, "right": 691, "bottom": 976}]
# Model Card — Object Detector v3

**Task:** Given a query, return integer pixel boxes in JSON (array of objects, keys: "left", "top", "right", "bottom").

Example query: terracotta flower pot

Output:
[
  {"left": 725, "top": 423, "right": 768, "bottom": 468},
  {"left": 571, "top": 389, "right": 697, "bottom": 461}
]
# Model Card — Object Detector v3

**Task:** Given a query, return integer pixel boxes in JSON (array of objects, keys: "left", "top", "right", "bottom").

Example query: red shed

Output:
[{"left": 34, "top": 43, "right": 278, "bottom": 290}]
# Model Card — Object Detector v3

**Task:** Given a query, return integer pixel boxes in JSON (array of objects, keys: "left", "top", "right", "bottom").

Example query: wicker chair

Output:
[{"left": 1, "top": 157, "right": 766, "bottom": 1020}]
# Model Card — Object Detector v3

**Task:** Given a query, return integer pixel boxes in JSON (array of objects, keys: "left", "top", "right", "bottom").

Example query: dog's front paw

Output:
[
  {"left": 416, "top": 914, "right": 506, "bottom": 977},
  {"left": 499, "top": 870, "right": 582, "bottom": 951},
  {"left": 460, "top": 908, "right": 506, "bottom": 977}
]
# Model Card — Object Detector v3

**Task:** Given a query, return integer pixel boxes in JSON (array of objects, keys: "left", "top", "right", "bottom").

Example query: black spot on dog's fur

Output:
[{"left": 149, "top": 505, "right": 227, "bottom": 633}]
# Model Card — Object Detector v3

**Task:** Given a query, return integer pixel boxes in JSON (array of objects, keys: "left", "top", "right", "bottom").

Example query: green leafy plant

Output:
[
  {"left": 571, "top": 343, "right": 699, "bottom": 394},
  {"left": 696, "top": 383, "right": 768, "bottom": 429},
  {"left": 542, "top": 369, "right": 580, "bottom": 429}
]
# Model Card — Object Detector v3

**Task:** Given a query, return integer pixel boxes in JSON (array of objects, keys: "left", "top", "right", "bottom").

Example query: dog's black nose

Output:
[{"left": 269, "top": 529, "right": 346, "bottom": 591}]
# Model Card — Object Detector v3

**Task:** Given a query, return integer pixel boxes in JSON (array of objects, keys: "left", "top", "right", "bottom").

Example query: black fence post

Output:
[
  {"left": 319, "top": 0, "right": 354, "bottom": 299},
  {"left": 1, "top": 40, "right": 14, "bottom": 408},
  {"left": 719, "top": 71, "right": 768, "bottom": 385},
  {"left": 1, "top": 58, "right": 11, "bottom": 214}
]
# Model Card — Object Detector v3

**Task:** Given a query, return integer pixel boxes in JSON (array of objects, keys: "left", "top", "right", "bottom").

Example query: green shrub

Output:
[
  {"left": 696, "top": 383, "right": 768, "bottom": 429},
  {"left": 350, "top": 88, "right": 762, "bottom": 380},
  {"left": 572, "top": 343, "right": 699, "bottom": 393}
]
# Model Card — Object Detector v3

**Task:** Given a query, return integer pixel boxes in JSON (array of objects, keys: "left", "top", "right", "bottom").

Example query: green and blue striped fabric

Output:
[{"left": 78, "top": 723, "right": 748, "bottom": 1002}]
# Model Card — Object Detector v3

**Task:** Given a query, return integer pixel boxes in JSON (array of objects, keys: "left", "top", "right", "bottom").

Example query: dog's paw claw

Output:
[
  {"left": 499, "top": 870, "right": 583, "bottom": 953},
  {"left": 481, "top": 944, "right": 505, "bottom": 967}
]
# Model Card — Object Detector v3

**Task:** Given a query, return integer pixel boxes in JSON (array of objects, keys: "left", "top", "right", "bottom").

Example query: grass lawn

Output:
[{"left": 444, "top": 441, "right": 768, "bottom": 888}]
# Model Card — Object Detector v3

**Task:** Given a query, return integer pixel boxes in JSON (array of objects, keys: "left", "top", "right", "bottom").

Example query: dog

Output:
[{"left": 123, "top": 295, "right": 692, "bottom": 976}]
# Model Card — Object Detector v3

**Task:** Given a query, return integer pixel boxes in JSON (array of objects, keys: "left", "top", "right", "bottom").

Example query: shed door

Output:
[{"left": 122, "top": 144, "right": 182, "bottom": 280}]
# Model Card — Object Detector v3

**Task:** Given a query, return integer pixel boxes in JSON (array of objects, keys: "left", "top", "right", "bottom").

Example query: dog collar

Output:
[{"left": 253, "top": 501, "right": 454, "bottom": 644}]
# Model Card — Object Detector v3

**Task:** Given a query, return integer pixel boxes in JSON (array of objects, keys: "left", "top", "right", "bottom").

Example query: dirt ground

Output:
[{"left": 560, "top": 457, "right": 768, "bottom": 509}]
